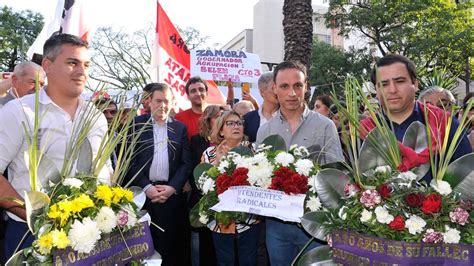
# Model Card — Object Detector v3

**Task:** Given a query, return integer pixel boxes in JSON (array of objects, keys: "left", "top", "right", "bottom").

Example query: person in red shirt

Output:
[{"left": 175, "top": 76, "right": 209, "bottom": 140}]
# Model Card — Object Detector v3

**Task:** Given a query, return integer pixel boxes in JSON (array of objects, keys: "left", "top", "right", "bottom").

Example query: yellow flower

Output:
[
  {"left": 58, "top": 200, "right": 73, "bottom": 215},
  {"left": 95, "top": 185, "right": 113, "bottom": 206},
  {"left": 48, "top": 204, "right": 61, "bottom": 219},
  {"left": 36, "top": 232, "right": 53, "bottom": 255},
  {"left": 51, "top": 229, "right": 70, "bottom": 249},
  {"left": 71, "top": 194, "right": 94, "bottom": 213},
  {"left": 112, "top": 187, "right": 134, "bottom": 204}
]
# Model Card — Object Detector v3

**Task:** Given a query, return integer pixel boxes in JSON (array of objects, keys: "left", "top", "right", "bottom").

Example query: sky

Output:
[{"left": 0, "top": 0, "right": 260, "bottom": 47}]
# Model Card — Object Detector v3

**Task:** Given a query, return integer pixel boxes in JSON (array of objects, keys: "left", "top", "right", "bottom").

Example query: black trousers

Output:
[{"left": 146, "top": 193, "right": 180, "bottom": 266}]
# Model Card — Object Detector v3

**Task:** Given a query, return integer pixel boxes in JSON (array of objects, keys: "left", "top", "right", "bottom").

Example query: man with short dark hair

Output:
[
  {"left": 175, "top": 76, "right": 209, "bottom": 140},
  {"left": 127, "top": 83, "right": 192, "bottom": 266},
  {"left": 0, "top": 61, "right": 46, "bottom": 107},
  {"left": 256, "top": 61, "right": 344, "bottom": 265},
  {"left": 0, "top": 33, "right": 109, "bottom": 258},
  {"left": 362, "top": 54, "right": 471, "bottom": 180}
]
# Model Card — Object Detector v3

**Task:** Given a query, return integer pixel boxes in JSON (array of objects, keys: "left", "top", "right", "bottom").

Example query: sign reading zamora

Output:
[
  {"left": 53, "top": 222, "right": 154, "bottom": 266},
  {"left": 332, "top": 230, "right": 474, "bottom": 265}
]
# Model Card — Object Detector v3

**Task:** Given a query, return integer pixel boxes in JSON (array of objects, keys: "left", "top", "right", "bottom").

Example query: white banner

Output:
[
  {"left": 211, "top": 186, "right": 305, "bottom": 223},
  {"left": 157, "top": 46, "right": 191, "bottom": 111},
  {"left": 190, "top": 49, "right": 262, "bottom": 83}
]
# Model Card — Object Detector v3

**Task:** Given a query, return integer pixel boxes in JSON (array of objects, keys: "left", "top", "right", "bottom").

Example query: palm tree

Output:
[{"left": 283, "top": 0, "right": 313, "bottom": 101}]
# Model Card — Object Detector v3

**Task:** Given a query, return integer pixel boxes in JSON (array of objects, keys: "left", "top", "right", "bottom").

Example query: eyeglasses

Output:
[{"left": 224, "top": 120, "right": 244, "bottom": 127}]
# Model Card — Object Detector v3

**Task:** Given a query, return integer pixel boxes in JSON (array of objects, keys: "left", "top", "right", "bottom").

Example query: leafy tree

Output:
[
  {"left": 90, "top": 25, "right": 213, "bottom": 91},
  {"left": 282, "top": 0, "right": 313, "bottom": 101},
  {"left": 0, "top": 6, "right": 44, "bottom": 71},
  {"left": 325, "top": 0, "right": 474, "bottom": 93},
  {"left": 309, "top": 40, "right": 372, "bottom": 104}
]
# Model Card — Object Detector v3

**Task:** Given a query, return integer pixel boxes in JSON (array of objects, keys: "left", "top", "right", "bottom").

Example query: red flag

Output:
[
  {"left": 27, "top": 0, "right": 94, "bottom": 59},
  {"left": 150, "top": 2, "right": 225, "bottom": 111}
]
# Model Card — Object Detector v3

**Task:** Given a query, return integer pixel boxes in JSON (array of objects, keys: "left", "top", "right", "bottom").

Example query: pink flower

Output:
[
  {"left": 117, "top": 210, "right": 129, "bottom": 226},
  {"left": 344, "top": 183, "right": 360, "bottom": 198},
  {"left": 449, "top": 208, "right": 470, "bottom": 226},
  {"left": 422, "top": 229, "right": 444, "bottom": 243},
  {"left": 326, "top": 235, "right": 333, "bottom": 248},
  {"left": 360, "top": 189, "right": 382, "bottom": 209}
]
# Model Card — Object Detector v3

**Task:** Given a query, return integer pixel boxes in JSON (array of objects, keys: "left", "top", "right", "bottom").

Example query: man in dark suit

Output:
[
  {"left": 243, "top": 72, "right": 279, "bottom": 143},
  {"left": 127, "top": 83, "right": 192, "bottom": 266}
]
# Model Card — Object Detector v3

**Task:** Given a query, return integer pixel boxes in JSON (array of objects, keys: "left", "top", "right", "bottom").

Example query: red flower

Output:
[
  {"left": 233, "top": 167, "right": 249, "bottom": 176},
  {"left": 270, "top": 167, "right": 308, "bottom": 194},
  {"left": 378, "top": 184, "right": 392, "bottom": 198},
  {"left": 388, "top": 216, "right": 405, "bottom": 231},
  {"left": 216, "top": 173, "right": 232, "bottom": 195},
  {"left": 421, "top": 193, "right": 442, "bottom": 214},
  {"left": 405, "top": 192, "right": 425, "bottom": 208}
]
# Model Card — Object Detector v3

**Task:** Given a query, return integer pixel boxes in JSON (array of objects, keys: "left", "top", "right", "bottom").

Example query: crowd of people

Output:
[{"left": 0, "top": 33, "right": 473, "bottom": 266}]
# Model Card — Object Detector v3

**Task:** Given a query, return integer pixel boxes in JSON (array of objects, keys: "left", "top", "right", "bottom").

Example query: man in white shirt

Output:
[{"left": 0, "top": 33, "right": 108, "bottom": 258}]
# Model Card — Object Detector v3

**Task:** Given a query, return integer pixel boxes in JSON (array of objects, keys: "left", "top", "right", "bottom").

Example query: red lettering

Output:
[
  {"left": 164, "top": 72, "right": 174, "bottom": 85},
  {"left": 176, "top": 67, "right": 186, "bottom": 80},
  {"left": 165, "top": 58, "right": 172, "bottom": 69},
  {"left": 183, "top": 73, "right": 190, "bottom": 83},
  {"left": 171, "top": 62, "right": 180, "bottom": 72},
  {"left": 201, "top": 66, "right": 207, "bottom": 72},
  {"left": 178, "top": 84, "right": 186, "bottom": 96}
]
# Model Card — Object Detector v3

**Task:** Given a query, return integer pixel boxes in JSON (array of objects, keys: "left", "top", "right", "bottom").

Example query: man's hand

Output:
[
  {"left": 242, "top": 92, "right": 259, "bottom": 110},
  {"left": 155, "top": 185, "right": 176, "bottom": 203},
  {"left": 145, "top": 185, "right": 160, "bottom": 201}
]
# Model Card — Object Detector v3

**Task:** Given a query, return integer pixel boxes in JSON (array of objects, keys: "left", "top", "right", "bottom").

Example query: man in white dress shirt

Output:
[{"left": 0, "top": 33, "right": 109, "bottom": 258}]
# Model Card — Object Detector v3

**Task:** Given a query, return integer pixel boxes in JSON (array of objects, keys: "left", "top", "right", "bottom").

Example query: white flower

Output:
[
  {"left": 338, "top": 206, "right": 347, "bottom": 220},
  {"left": 199, "top": 212, "right": 209, "bottom": 224},
  {"left": 274, "top": 152, "right": 295, "bottom": 167},
  {"left": 231, "top": 153, "right": 243, "bottom": 165},
  {"left": 68, "top": 217, "right": 101, "bottom": 253},
  {"left": 443, "top": 225, "right": 461, "bottom": 244},
  {"left": 247, "top": 160, "right": 273, "bottom": 188},
  {"left": 396, "top": 171, "right": 417, "bottom": 181},
  {"left": 197, "top": 173, "right": 209, "bottom": 190},
  {"left": 95, "top": 206, "right": 117, "bottom": 233},
  {"left": 236, "top": 157, "right": 254, "bottom": 169},
  {"left": 63, "top": 177, "right": 83, "bottom": 188},
  {"left": 374, "top": 206, "right": 394, "bottom": 224},
  {"left": 360, "top": 209, "right": 373, "bottom": 223},
  {"left": 217, "top": 160, "right": 229, "bottom": 173},
  {"left": 405, "top": 215, "right": 426, "bottom": 235},
  {"left": 202, "top": 178, "right": 215, "bottom": 194},
  {"left": 307, "top": 175, "right": 318, "bottom": 194},
  {"left": 306, "top": 196, "right": 322, "bottom": 211},
  {"left": 294, "top": 159, "right": 314, "bottom": 176},
  {"left": 291, "top": 145, "right": 309, "bottom": 158},
  {"left": 430, "top": 180, "right": 452, "bottom": 196},
  {"left": 375, "top": 165, "right": 391, "bottom": 174}
]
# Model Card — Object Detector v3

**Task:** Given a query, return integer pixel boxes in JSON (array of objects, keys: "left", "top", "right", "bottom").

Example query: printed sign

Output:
[
  {"left": 53, "top": 222, "right": 154, "bottom": 266},
  {"left": 191, "top": 49, "right": 262, "bottom": 83},
  {"left": 331, "top": 230, "right": 474, "bottom": 265},
  {"left": 211, "top": 186, "right": 305, "bottom": 222}
]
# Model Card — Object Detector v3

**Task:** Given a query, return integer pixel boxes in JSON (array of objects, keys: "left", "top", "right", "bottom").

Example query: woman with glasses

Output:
[
  {"left": 201, "top": 110, "right": 261, "bottom": 266},
  {"left": 189, "top": 105, "right": 224, "bottom": 266}
]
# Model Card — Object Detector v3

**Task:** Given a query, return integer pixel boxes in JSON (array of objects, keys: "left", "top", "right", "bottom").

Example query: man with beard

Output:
[{"left": 175, "top": 76, "right": 209, "bottom": 141}]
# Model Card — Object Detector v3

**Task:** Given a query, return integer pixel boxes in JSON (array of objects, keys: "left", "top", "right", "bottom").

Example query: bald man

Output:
[{"left": 0, "top": 61, "right": 46, "bottom": 107}]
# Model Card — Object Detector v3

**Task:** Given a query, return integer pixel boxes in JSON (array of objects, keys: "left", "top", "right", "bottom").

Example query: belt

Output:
[{"left": 152, "top": 181, "right": 168, "bottom": 185}]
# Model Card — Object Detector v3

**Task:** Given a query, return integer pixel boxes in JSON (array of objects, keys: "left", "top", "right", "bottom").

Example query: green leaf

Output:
[
  {"left": 5, "top": 249, "right": 28, "bottom": 266},
  {"left": 402, "top": 121, "right": 428, "bottom": 153},
  {"left": 300, "top": 211, "right": 331, "bottom": 241},
  {"left": 358, "top": 128, "right": 390, "bottom": 174},
  {"left": 76, "top": 138, "right": 92, "bottom": 174},
  {"left": 314, "top": 168, "right": 350, "bottom": 209},
  {"left": 193, "top": 163, "right": 214, "bottom": 183},
  {"left": 446, "top": 153, "right": 474, "bottom": 200},
  {"left": 230, "top": 145, "right": 253, "bottom": 156},
  {"left": 296, "top": 245, "right": 334, "bottom": 266},
  {"left": 262, "top": 135, "right": 287, "bottom": 152},
  {"left": 189, "top": 204, "right": 206, "bottom": 228},
  {"left": 36, "top": 155, "right": 60, "bottom": 191},
  {"left": 24, "top": 191, "right": 49, "bottom": 234}
]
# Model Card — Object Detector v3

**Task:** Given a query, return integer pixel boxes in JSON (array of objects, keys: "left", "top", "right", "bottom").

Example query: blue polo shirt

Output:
[{"left": 391, "top": 101, "right": 472, "bottom": 182}]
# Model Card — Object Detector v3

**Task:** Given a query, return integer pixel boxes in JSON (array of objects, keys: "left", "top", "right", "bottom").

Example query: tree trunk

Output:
[{"left": 283, "top": 0, "right": 313, "bottom": 102}]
